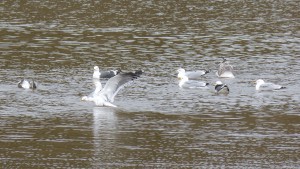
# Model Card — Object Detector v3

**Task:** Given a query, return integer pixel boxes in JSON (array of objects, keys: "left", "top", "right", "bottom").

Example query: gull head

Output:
[
  {"left": 94, "top": 66, "right": 99, "bottom": 71},
  {"left": 255, "top": 79, "right": 265, "bottom": 84},
  {"left": 93, "top": 66, "right": 101, "bottom": 79},
  {"left": 177, "top": 68, "right": 186, "bottom": 79},
  {"left": 81, "top": 96, "right": 88, "bottom": 101},
  {"left": 215, "top": 81, "right": 223, "bottom": 86},
  {"left": 255, "top": 79, "right": 265, "bottom": 90}
]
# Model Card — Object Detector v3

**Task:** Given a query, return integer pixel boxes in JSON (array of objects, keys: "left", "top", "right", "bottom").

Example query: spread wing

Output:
[{"left": 99, "top": 70, "right": 142, "bottom": 102}]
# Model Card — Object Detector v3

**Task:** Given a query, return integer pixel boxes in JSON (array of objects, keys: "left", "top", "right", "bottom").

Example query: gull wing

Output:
[
  {"left": 260, "top": 83, "right": 283, "bottom": 90},
  {"left": 100, "top": 68, "right": 121, "bottom": 78},
  {"left": 100, "top": 70, "right": 142, "bottom": 102},
  {"left": 185, "top": 70, "right": 209, "bottom": 79}
]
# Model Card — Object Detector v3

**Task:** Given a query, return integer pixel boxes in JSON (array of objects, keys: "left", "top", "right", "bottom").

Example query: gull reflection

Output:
[{"left": 93, "top": 107, "right": 118, "bottom": 166}]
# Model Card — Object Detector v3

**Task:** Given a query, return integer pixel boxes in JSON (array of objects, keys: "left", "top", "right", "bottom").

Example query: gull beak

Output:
[
  {"left": 253, "top": 81, "right": 257, "bottom": 84},
  {"left": 178, "top": 76, "right": 183, "bottom": 80}
]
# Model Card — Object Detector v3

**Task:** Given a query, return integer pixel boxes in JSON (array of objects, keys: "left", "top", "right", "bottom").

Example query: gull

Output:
[
  {"left": 81, "top": 79, "right": 103, "bottom": 101},
  {"left": 216, "top": 58, "right": 235, "bottom": 78},
  {"left": 92, "top": 70, "right": 143, "bottom": 107},
  {"left": 18, "top": 79, "right": 37, "bottom": 89},
  {"left": 93, "top": 66, "right": 121, "bottom": 79},
  {"left": 255, "top": 79, "right": 286, "bottom": 91},
  {"left": 177, "top": 68, "right": 209, "bottom": 80},
  {"left": 178, "top": 75, "right": 209, "bottom": 89},
  {"left": 214, "top": 81, "right": 229, "bottom": 94}
]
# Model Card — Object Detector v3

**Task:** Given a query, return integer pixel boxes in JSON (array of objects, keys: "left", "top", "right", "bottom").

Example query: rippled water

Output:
[{"left": 1, "top": 0, "right": 300, "bottom": 168}]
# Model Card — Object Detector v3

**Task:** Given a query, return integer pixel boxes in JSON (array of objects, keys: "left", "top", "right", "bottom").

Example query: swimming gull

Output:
[
  {"left": 216, "top": 58, "right": 235, "bottom": 78},
  {"left": 177, "top": 68, "right": 209, "bottom": 80},
  {"left": 255, "top": 79, "right": 286, "bottom": 91},
  {"left": 93, "top": 66, "right": 121, "bottom": 79},
  {"left": 178, "top": 75, "right": 209, "bottom": 89},
  {"left": 92, "top": 70, "right": 143, "bottom": 107},
  {"left": 82, "top": 79, "right": 103, "bottom": 101},
  {"left": 18, "top": 79, "right": 37, "bottom": 89},
  {"left": 214, "top": 81, "right": 229, "bottom": 94}
]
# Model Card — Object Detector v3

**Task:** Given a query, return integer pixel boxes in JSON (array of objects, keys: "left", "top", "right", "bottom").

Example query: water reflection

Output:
[
  {"left": 92, "top": 107, "right": 118, "bottom": 167},
  {"left": 93, "top": 107, "right": 117, "bottom": 138}
]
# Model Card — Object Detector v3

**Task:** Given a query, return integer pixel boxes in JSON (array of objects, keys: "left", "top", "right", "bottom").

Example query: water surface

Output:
[{"left": 1, "top": 0, "right": 300, "bottom": 168}]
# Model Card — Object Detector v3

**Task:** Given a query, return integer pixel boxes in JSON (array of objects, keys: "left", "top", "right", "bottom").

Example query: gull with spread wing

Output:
[{"left": 92, "top": 70, "right": 143, "bottom": 107}]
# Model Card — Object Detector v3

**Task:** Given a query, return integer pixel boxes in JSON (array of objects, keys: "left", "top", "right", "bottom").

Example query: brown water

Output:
[{"left": 1, "top": 1, "right": 300, "bottom": 168}]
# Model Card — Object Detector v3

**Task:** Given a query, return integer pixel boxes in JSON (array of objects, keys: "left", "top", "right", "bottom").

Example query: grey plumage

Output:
[
  {"left": 93, "top": 66, "right": 121, "bottom": 79},
  {"left": 100, "top": 69, "right": 121, "bottom": 78},
  {"left": 255, "top": 79, "right": 286, "bottom": 91},
  {"left": 93, "top": 70, "right": 142, "bottom": 107},
  {"left": 216, "top": 58, "right": 235, "bottom": 78},
  {"left": 177, "top": 68, "right": 209, "bottom": 80}
]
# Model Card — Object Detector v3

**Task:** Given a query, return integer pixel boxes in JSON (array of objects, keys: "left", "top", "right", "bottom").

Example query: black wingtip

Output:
[
  {"left": 31, "top": 81, "right": 37, "bottom": 89},
  {"left": 17, "top": 79, "right": 24, "bottom": 88},
  {"left": 206, "top": 83, "right": 209, "bottom": 86},
  {"left": 221, "top": 57, "right": 227, "bottom": 63},
  {"left": 134, "top": 70, "right": 143, "bottom": 76},
  {"left": 117, "top": 68, "right": 122, "bottom": 74},
  {"left": 280, "top": 86, "right": 286, "bottom": 89}
]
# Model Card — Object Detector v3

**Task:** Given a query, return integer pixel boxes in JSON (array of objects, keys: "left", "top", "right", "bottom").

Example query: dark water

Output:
[{"left": 1, "top": 1, "right": 300, "bottom": 168}]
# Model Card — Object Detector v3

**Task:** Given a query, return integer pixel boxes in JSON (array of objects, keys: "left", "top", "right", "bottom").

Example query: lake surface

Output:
[{"left": 1, "top": 0, "right": 300, "bottom": 168}]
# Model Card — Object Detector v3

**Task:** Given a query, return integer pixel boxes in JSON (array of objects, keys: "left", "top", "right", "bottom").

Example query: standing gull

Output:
[
  {"left": 18, "top": 79, "right": 37, "bottom": 89},
  {"left": 214, "top": 81, "right": 229, "bottom": 94},
  {"left": 93, "top": 66, "right": 121, "bottom": 79},
  {"left": 177, "top": 68, "right": 209, "bottom": 80},
  {"left": 216, "top": 58, "right": 235, "bottom": 78},
  {"left": 178, "top": 75, "right": 209, "bottom": 89},
  {"left": 255, "top": 79, "right": 286, "bottom": 91},
  {"left": 93, "top": 70, "right": 143, "bottom": 107}
]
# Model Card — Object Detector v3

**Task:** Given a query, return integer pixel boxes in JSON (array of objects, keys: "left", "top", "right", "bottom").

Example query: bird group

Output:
[
  {"left": 176, "top": 58, "right": 285, "bottom": 94},
  {"left": 18, "top": 58, "right": 286, "bottom": 107}
]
